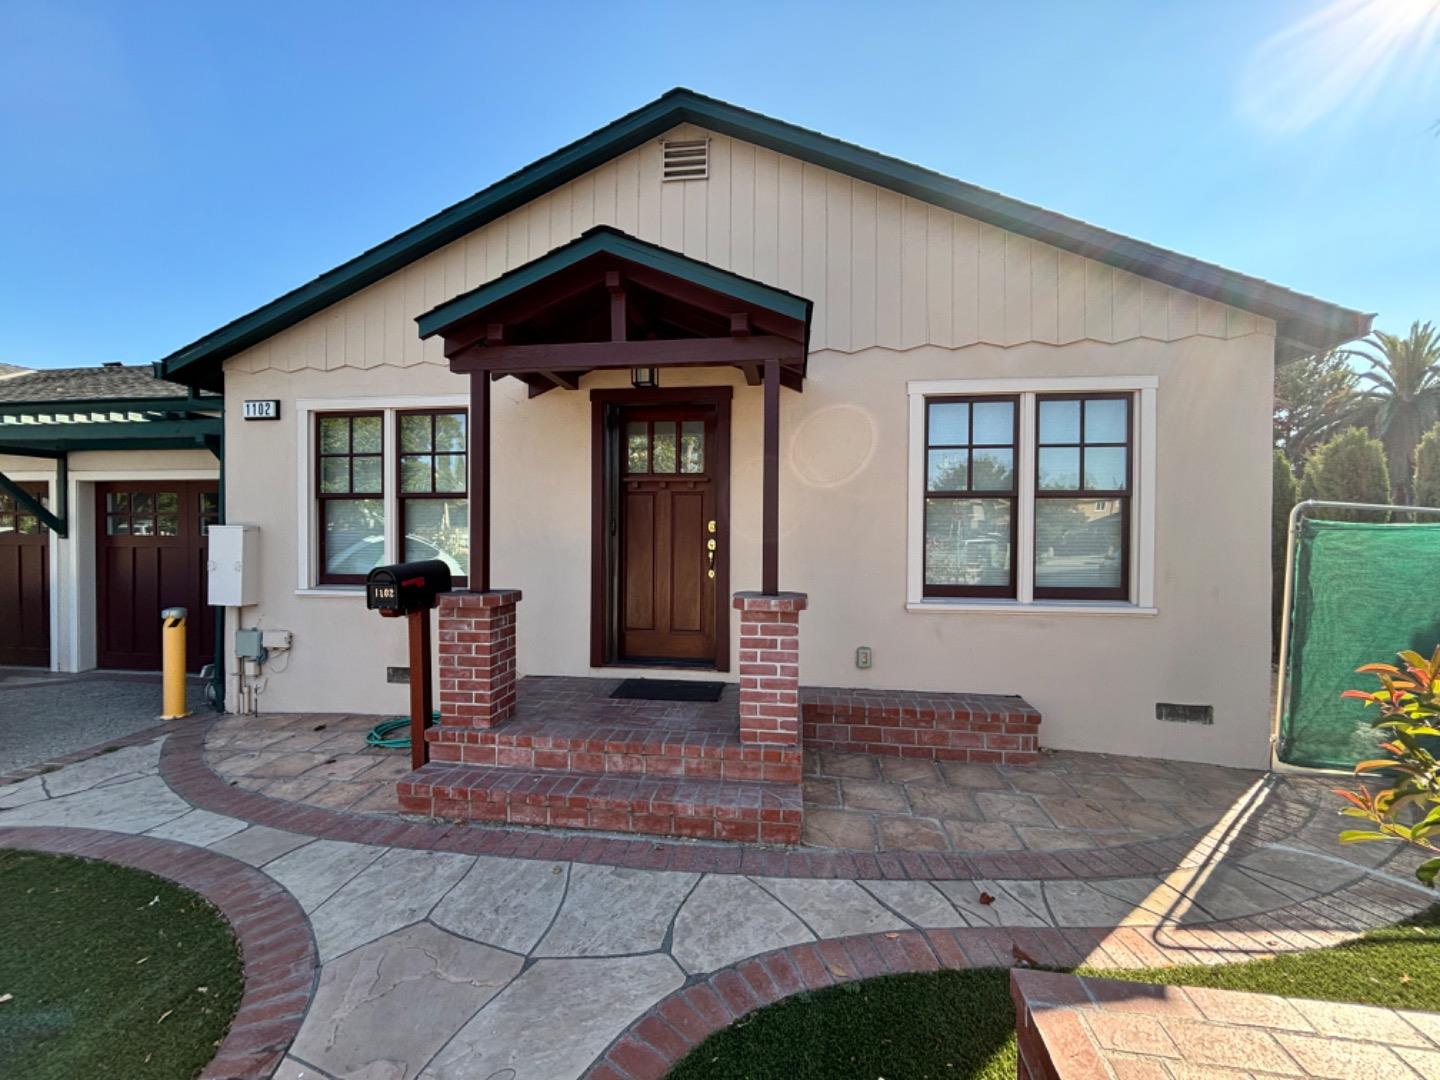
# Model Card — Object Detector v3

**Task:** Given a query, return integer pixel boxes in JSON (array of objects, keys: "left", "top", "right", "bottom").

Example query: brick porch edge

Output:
[
  {"left": 578, "top": 917, "right": 1414, "bottom": 1080},
  {"left": 0, "top": 825, "right": 317, "bottom": 1080}
]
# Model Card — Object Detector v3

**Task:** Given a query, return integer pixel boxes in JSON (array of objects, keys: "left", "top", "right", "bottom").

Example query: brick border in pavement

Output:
[{"left": 0, "top": 825, "right": 317, "bottom": 1080}]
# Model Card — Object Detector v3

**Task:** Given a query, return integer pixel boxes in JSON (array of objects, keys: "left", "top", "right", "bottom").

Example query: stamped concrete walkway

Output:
[{"left": 1, "top": 719, "right": 1435, "bottom": 1080}]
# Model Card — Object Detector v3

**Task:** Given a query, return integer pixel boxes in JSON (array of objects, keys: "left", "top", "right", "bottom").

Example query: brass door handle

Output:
[{"left": 707, "top": 520, "right": 717, "bottom": 578}]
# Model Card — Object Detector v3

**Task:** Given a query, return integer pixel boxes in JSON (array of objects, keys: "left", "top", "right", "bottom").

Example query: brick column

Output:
[
  {"left": 437, "top": 590, "right": 522, "bottom": 728},
  {"left": 734, "top": 591, "right": 807, "bottom": 746}
]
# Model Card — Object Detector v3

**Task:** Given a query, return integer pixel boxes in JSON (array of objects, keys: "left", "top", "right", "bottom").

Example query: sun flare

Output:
[{"left": 1238, "top": 0, "right": 1440, "bottom": 133}]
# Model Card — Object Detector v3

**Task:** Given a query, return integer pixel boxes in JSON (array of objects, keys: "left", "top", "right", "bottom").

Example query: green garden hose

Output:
[{"left": 365, "top": 712, "right": 440, "bottom": 750}]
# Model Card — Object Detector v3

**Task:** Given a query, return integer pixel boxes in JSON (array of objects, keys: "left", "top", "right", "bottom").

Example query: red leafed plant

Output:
[{"left": 1335, "top": 647, "right": 1440, "bottom": 886}]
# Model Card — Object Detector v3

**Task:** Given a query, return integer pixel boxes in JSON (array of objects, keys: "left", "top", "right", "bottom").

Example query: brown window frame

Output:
[
  {"left": 1033, "top": 392, "right": 1132, "bottom": 602},
  {"left": 921, "top": 394, "right": 1020, "bottom": 599},
  {"left": 396, "top": 408, "right": 469, "bottom": 589},
  {"left": 315, "top": 411, "right": 385, "bottom": 586}
]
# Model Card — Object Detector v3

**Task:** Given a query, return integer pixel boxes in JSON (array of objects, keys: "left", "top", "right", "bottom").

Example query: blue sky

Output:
[{"left": 1, "top": 0, "right": 1436, "bottom": 370}]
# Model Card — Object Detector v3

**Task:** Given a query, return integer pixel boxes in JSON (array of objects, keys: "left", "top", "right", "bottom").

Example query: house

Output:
[
  {"left": 144, "top": 88, "right": 1368, "bottom": 825},
  {"left": 0, "top": 363, "right": 221, "bottom": 680}
]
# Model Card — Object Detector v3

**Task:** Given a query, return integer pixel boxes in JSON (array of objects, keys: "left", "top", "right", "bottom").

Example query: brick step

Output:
[
  {"left": 424, "top": 719, "right": 802, "bottom": 783},
  {"left": 398, "top": 762, "right": 802, "bottom": 844},
  {"left": 801, "top": 686, "right": 1042, "bottom": 765}
]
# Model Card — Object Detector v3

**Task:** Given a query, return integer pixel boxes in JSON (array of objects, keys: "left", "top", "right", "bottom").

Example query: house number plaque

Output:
[{"left": 242, "top": 400, "right": 281, "bottom": 420}]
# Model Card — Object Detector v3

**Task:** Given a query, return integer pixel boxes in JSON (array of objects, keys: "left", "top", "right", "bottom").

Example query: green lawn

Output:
[
  {"left": 668, "top": 905, "right": 1440, "bottom": 1080},
  {"left": 0, "top": 849, "right": 244, "bottom": 1080}
]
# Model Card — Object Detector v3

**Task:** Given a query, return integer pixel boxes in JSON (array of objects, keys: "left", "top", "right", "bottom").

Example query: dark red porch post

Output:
[
  {"left": 762, "top": 358, "right": 779, "bottom": 595},
  {"left": 470, "top": 369, "right": 491, "bottom": 592}
]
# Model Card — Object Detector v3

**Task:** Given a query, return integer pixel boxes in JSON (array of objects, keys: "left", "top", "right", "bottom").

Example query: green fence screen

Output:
[{"left": 1278, "top": 517, "right": 1440, "bottom": 770}]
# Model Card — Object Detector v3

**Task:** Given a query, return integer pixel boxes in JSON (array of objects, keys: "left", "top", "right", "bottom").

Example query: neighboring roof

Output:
[
  {"left": 0, "top": 363, "right": 197, "bottom": 406},
  {"left": 0, "top": 363, "right": 30, "bottom": 379},
  {"left": 157, "top": 88, "right": 1373, "bottom": 389},
  {"left": 417, "top": 225, "right": 812, "bottom": 337}
]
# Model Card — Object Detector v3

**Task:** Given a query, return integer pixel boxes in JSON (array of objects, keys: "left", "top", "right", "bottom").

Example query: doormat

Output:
[{"left": 610, "top": 678, "right": 726, "bottom": 702}]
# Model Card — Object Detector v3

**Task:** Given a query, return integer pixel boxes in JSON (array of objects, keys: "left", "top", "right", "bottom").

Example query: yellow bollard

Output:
[{"left": 161, "top": 606, "right": 191, "bottom": 720}]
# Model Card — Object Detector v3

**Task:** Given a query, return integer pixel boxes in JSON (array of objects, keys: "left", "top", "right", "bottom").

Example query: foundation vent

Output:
[
  {"left": 1156, "top": 702, "right": 1213, "bottom": 725},
  {"left": 662, "top": 138, "right": 709, "bottom": 181}
]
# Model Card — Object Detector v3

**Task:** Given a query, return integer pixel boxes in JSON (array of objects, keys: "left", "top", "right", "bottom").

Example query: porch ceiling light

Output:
[{"left": 631, "top": 367, "right": 659, "bottom": 389}]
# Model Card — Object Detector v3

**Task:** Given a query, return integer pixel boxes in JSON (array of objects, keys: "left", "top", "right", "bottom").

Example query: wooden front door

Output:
[
  {"left": 594, "top": 390, "right": 731, "bottom": 668},
  {"left": 96, "top": 481, "right": 219, "bottom": 671},
  {"left": 0, "top": 482, "right": 50, "bottom": 667}
]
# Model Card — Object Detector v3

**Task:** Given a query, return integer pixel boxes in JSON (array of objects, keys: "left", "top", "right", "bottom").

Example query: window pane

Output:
[
  {"left": 1035, "top": 499, "right": 1124, "bottom": 590},
  {"left": 924, "top": 498, "right": 1011, "bottom": 587},
  {"left": 157, "top": 513, "right": 179, "bottom": 536},
  {"left": 0, "top": 493, "right": 11, "bottom": 511},
  {"left": 434, "top": 413, "right": 466, "bottom": 452},
  {"left": 132, "top": 492, "right": 154, "bottom": 515},
  {"left": 0, "top": 514, "right": 13, "bottom": 533},
  {"left": 200, "top": 492, "right": 220, "bottom": 527},
  {"left": 926, "top": 449, "right": 969, "bottom": 492},
  {"left": 319, "top": 416, "right": 350, "bottom": 454},
  {"left": 1085, "top": 398, "right": 1127, "bottom": 443},
  {"left": 132, "top": 517, "right": 155, "bottom": 536},
  {"left": 1037, "top": 447, "right": 1080, "bottom": 490},
  {"left": 320, "top": 457, "right": 349, "bottom": 494},
  {"left": 323, "top": 499, "right": 385, "bottom": 576},
  {"left": 404, "top": 498, "right": 469, "bottom": 577},
  {"left": 400, "top": 455, "right": 433, "bottom": 493},
  {"left": 435, "top": 454, "right": 466, "bottom": 493},
  {"left": 1084, "top": 446, "right": 1128, "bottom": 491},
  {"left": 352, "top": 416, "right": 382, "bottom": 453},
  {"left": 107, "top": 515, "right": 129, "bottom": 535},
  {"left": 157, "top": 491, "right": 179, "bottom": 513},
  {"left": 971, "top": 401, "right": 1013, "bottom": 445},
  {"left": 106, "top": 492, "right": 127, "bottom": 512},
  {"left": 652, "top": 421, "right": 677, "bottom": 473},
  {"left": 400, "top": 413, "right": 432, "bottom": 453},
  {"left": 680, "top": 420, "right": 704, "bottom": 473},
  {"left": 928, "top": 402, "right": 969, "bottom": 446},
  {"left": 352, "top": 455, "right": 383, "bottom": 494},
  {"left": 17, "top": 515, "right": 39, "bottom": 534},
  {"left": 1038, "top": 399, "right": 1080, "bottom": 444},
  {"left": 625, "top": 422, "right": 648, "bottom": 473},
  {"left": 971, "top": 448, "right": 1014, "bottom": 491}
]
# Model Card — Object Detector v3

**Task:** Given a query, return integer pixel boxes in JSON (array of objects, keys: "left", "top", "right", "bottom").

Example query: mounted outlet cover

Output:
[{"left": 855, "top": 646, "right": 873, "bottom": 670}]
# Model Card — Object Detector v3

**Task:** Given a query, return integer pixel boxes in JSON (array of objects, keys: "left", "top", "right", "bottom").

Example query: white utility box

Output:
[{"left": 207, "top": 524, "right": 260, "bottom": 607}]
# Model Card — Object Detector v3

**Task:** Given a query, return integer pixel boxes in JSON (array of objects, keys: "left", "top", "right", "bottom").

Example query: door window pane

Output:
[
  {"left": 651, "top": 422, "right": 677, "bottom": 473},
  {"left": 132, "top": 492, "right": 155, "bottom": 515},
  {"left": 17, "top": 514, "right": 39, "bottom": 535},
  {"left": 625, "top": 422, "right": 648, "bottom": 473},
  {"left": 107, "top": 515, "right": 129, "bottom": 535},
  {"left": 200, "top": 492, "right": 220, "bottom": 529},
  {"left": 926, "top": 450, "right": 969, "bottom": 491},
  {"left": 928, "top": 402, "right": 968, "bottom": 445},
  {"left": 157, "top": 514, "right": 179, "bottom": 536},
  {"left": 323, "top": 500, "right": 385, "bottom": 576},
  {"left": 924, "top": 498, "right": 1011, "bottom": 587},
  {"left": 1035, "top": 499, "right": 1124, "bottom": 590},
  {"left": 157, "top": 492, "right": 179, "bottom": 514},
  {"left": 680, "top": 421, "right": 705, "bottom": 473},
  {"left": 1083, "top": 446, "right": 1128, "bottom": 491},
  {"left": 404, "top": 498, "right": 469, "bottom": 576}
]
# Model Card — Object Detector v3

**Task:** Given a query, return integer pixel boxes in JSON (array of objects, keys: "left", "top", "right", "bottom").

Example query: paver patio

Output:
[{"left": 1, "top": 715, "right": 1435, "bottom": 1079}]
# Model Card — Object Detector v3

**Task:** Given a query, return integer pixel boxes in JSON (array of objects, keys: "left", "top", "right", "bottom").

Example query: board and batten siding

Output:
[{"left": 227, "top": 124, "right": 1271, "bottom": 376}]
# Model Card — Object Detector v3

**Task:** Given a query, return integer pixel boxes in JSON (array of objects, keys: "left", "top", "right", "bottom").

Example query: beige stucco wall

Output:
[{"left": 215, "top": 126, "right": 1277, "bottom": 768}]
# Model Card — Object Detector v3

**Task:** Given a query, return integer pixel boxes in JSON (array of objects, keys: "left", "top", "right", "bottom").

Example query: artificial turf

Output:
[
  {"left": 0, "top": 849, "right": 244, "bottom": 1080},
  {"left": 668, "top": 904, "right": 1440, "bottom": 1080}
]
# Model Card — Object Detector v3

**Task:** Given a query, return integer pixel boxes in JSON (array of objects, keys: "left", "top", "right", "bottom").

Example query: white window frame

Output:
[
  {"left": 906, "top": 376, "right": 1158, "bottom": 615},
  {"left": 294, "top": 394, "right": 468, "bottom": 594}
]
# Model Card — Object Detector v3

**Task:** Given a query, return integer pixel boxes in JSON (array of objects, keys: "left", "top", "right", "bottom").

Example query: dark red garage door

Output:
[
  {"left": 96, "top": 481, "right": 218, "bottom": 671},
  {"left": 0, "top": 482, "right": 50, "bottom": 667}
]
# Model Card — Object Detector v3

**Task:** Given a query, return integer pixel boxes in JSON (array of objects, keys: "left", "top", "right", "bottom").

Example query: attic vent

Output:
[
  {"left": 662, "top": 138, "right": 709, "bottom": 181},
  {"left": 1156, "top": 702, "right": 1214, "bottom": 725}
]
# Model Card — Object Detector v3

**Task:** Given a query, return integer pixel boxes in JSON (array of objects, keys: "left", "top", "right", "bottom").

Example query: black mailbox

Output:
[{"left": 366, "top": 560, "right": 453, "bottom": 615}]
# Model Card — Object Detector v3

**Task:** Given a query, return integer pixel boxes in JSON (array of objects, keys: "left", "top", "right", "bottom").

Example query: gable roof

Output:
[
  {"left": 157, "top": 88, "right": 1373, "bottom": 389},
  {"left": 0, "top": 363, "right": 196, "bottom": 406}
]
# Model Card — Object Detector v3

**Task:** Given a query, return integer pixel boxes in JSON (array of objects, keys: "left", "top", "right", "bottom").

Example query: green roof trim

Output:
[
  {"left": 158, "top": 88, "right": 1372, "bottom": 388},
  {"left": 417, "top": 226, "right": 810, "bottom": 338},
  {"left": 0, "top": 416, "right": 222, "bottom": 454}
]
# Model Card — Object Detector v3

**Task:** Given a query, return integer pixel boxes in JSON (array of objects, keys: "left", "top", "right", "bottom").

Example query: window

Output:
[
  {"left": 0, "top": 489, "right": 46, "bottom": 534},
  {"left": 922, "top": 396, "right": 1017, "bottom": 597},
  {"left": 310, "top": 406, "right": 469, "bottom": 588},
  {"left": 625, "top": 418, "right": 705, "bottom": 475},
  {"left": 907, "top": 378, "right": 1156, "bottom": 610},
  {"left": 398, "top": 410, "right": 469, "bottom": 581},
  {"left": 316, "top": 412, "right": 384, "bottom": 584}
]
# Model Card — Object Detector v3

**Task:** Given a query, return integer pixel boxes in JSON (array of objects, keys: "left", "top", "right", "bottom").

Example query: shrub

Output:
[
  {"left": 1300, "top": 427, "right": 1390, "bottom": 518},
  {"left": 1335, "top": 647, "right": 1440, "bottom": 886},
  {"left": 1272, "top": 450, "right": 1298, "bottom": 656},
  {"left": 1415, "top": 424, "right": 1440, "bottom": 507}
]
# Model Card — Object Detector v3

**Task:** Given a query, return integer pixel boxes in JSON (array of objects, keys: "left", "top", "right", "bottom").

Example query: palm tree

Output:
[{"left": 1344, "top": 321, "right": 1440, "bottom": 504}]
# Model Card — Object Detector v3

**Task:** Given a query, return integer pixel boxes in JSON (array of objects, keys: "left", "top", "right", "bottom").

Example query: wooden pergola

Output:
[{"left": 417, "top": 226, "right": 813, "bottom": 596}]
